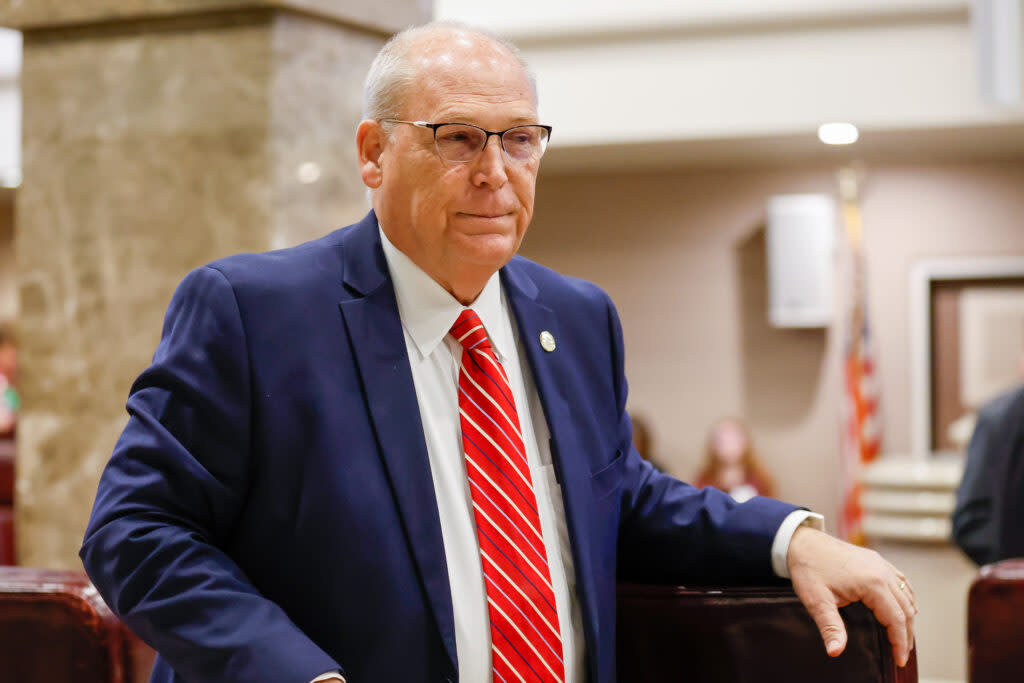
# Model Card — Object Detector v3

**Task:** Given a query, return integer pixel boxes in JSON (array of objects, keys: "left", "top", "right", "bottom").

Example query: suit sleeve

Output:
[
  {"left": 600, "top": 297, "right": 799, "bottom": 584},
  {"left": 993, "top": 395, "right": 1024, "bottom": 562},
  {"left": 80, "top": 266, "right": 341, "bottom": 683},
  {"left": 952, "top": 410, "right": 998, "bottom": 565}
]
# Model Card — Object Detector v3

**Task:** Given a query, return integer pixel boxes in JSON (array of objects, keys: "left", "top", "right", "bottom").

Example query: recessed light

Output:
[{"left": 818, "top": 122, "right": 859, "bottom": 145}]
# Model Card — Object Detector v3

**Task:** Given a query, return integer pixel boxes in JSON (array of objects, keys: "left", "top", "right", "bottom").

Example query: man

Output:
[
  {"left": 82, "top": 23, "right": 915, "bottom": 683},
  {"left": 953, "top": 345, "right": 1024, "bottom": 565}
]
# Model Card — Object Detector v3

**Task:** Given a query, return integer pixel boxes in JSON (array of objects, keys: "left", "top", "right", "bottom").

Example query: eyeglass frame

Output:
[{"left": 379, "top": 119, "right": 553, "bottom": 164}]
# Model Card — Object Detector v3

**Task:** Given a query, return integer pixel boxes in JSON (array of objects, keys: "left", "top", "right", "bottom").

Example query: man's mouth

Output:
[{"left": 458, "top": 212, "right": 512, "bottom": 219}]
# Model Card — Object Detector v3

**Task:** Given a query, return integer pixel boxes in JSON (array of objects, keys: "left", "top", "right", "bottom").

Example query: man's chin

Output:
[{"left": 452, "top": 234, "right": 520, "bottom": 270}]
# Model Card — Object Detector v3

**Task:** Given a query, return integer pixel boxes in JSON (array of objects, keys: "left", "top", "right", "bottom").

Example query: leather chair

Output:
[
  {"left": 968, "top": 558, "right": 1024, "bottom": 682},
  {"left": 0, "top": 567, "right": 154, "bottom": 682},
  {"left": 618, "top": 583, "right": 918, "bottom": 682},
  {"left": 0, "top": 440, "right": 13, "bottom": 564},
  {"left": 0, "top": 567, "right": 915, "bottom": 682}
]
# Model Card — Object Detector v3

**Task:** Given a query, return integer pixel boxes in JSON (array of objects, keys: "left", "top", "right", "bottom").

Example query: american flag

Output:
[{"left": 837, "top": 167, "right": 882, "bottom": 545}]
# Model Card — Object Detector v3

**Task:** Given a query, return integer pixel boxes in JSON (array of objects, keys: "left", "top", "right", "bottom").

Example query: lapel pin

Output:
[{"left": 539, "top": 330, "right": 556, "bottom": 352}]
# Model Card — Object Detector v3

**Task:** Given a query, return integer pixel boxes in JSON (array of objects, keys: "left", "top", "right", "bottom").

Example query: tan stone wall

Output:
[
  {"left": 0, "top": 0, "right": 421, "bottom": 33},
  {"left": 0, "top": 190, "right": 13, "bottom": 321},
  {"left": 268, "top": 14, "right": 380, "bottom": 244},
  {"left": 10, "top": 9, "right": 391, "bottom": 568}
]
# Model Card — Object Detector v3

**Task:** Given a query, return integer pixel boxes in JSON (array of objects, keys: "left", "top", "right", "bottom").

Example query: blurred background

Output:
[{"left": 2, "top": 2, "right": 1024, "bottom": 682}]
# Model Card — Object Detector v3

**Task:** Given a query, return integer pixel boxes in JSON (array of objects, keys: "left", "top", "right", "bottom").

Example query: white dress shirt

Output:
[{"left": 313, "top": 226, "right": 821, "bottom": 682}]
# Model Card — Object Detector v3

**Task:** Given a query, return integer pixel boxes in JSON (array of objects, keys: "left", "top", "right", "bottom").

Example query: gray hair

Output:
[{"left": 362, "top": 21, "right": 538, "bottom": 121}]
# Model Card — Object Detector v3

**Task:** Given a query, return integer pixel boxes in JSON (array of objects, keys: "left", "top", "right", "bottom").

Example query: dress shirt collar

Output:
[{"left": 378, "top": 223, "right": 509, "bottom": 362}]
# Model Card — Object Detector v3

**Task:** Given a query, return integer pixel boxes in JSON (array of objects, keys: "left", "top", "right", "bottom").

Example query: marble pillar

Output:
[{"left": 0, "top": 0, "right": 426, "bottom": 568}]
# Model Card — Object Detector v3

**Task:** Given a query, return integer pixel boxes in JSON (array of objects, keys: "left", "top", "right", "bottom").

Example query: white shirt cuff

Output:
[
  {"left": 770, "top": 510, "right": 825, "bottom": 579},
  {"left": 311, "top": 673, "right": 345, "bottom": 682}
]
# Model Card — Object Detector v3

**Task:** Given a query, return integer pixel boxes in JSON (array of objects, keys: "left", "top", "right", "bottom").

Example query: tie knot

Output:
[{"left": 450, "top": 309, "right": 492, "bottom": 353}]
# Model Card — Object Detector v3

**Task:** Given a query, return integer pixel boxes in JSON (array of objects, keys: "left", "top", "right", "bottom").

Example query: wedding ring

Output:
[{"left": 898, "top": 581, "right": 907, "bottom": 592}]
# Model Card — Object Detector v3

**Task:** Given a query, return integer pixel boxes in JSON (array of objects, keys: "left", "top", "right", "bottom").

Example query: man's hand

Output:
[{"left": 787, "top": 526, "right": 917, "bottom": 667}]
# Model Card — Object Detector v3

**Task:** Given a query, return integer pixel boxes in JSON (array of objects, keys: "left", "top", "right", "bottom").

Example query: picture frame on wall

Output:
[{"left": 910, "top": 258, "right": 1024, "bottom": 456}]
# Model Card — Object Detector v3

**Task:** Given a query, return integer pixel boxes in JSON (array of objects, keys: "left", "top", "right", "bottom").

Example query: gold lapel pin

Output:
[{"left": 539, "top": 330, "right": 556, "bottom": 352}]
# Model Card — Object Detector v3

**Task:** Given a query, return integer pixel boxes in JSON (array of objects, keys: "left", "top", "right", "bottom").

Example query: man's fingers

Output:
[
  {"left": 896, "top": 574, "right": 917, "bottom": 606},
  {"left": 863, "top": 584, "right": 910, "bottom": 667},
  {"left": 890, "top": 577, "right": 916, "bottom": 618},
  {"left": 890, "top": 577, "right": 917, "bottom": 664},
  {"left": 786, "top": 530, "right": 915, "bottom": 666},
  {"left": 802, "top": 587, "right": 848, "bottom": 657}
]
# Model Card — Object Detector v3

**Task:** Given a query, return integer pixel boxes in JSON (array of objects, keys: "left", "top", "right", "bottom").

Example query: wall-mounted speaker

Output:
[
  {"left": 765, "top": 194, "right": 837, "bottom": 328},
  {"left": 974, "top": 0, "right": 1024, "bottom": 105}
]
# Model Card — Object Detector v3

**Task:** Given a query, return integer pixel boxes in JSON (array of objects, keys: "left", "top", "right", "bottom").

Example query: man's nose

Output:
[{"left": 471, "top": 135, "right": 509, "bottom": 188}]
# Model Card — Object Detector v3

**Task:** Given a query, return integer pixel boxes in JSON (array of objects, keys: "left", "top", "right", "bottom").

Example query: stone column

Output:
[{"left": 0, "top": 0, "right": 427, "bottom": 568}]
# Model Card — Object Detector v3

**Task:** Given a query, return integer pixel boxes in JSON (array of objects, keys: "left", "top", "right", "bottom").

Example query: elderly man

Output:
[{"left": 82, "top": 22, "right": 915, "bottom": 683}]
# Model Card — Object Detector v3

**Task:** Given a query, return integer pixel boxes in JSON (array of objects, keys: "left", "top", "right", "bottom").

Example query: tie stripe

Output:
[
  {"left": 468, "top": 470, "right": 546, "bottom": 552},
  {"left": 462, "top": 432, "right": 540, "bottom": 517},
  {"left": 481, "top": 549, "right": 561, "bottom": 639},
  {"left": 459, "top": 404, "right": 529, "bottom": 479},
  {"left": 451, "top": 309, "right": 564, "bottom": 683}
]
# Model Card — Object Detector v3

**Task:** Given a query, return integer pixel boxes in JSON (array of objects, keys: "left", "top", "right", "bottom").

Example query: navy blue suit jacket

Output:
[{"left": 81, "top": 211, "right": 798, "bottom": 682}]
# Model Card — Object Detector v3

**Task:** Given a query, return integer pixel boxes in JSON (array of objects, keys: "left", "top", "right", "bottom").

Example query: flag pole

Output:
[{"left": 837, "top": 163, "right": 882, "bottom": 545}]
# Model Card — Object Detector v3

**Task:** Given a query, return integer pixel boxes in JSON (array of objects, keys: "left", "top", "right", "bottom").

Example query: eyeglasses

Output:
[{"left": 380, "top": 119, "right": 552, "bottom": 164}]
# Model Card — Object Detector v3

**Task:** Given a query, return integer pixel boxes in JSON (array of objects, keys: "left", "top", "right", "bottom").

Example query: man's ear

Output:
[{"left": 356, "top": 119, "right": 385, "bottom": 189}]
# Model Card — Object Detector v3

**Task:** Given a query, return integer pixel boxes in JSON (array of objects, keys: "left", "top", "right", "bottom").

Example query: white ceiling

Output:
[{"left": 437, "top": 0, "right": 1024, "bottom": 171}]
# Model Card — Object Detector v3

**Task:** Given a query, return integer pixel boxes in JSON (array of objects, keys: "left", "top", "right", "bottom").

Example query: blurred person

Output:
[
  {"left": 0, "top": 323, "right": 17, "bottom": 438},
  {"left": 630, "top": 411, "right": 652, "bottom": 458},
  {"left": 628, "top": 411, "right": 666, "bottom": 471},
  {"left": 952, "top": 342, "right": 1024, "bottom": 565},
  {"left": 696, "top": 417, "right": 776, "bottom": 502},
  {"left": 81, "top": 22, "right": 916, "bottom": 683}
]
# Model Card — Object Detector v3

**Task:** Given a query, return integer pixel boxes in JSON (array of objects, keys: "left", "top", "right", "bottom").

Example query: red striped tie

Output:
[{"left": 450, "top": 309, "right": 565, "bottom": 683}]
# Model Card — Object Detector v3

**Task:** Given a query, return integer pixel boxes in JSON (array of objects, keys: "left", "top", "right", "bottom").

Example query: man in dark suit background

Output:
[
  {"left": 953, "top": 344, "right": 1024, "bottom": 565},
  {"left": 81, "top": 22, "right": 916, "bottom": 683}
]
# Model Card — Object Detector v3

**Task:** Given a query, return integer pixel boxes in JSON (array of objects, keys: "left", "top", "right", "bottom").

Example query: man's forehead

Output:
[
  {"left": 403, "top": 35, "right": 536, "bottom": 118},
  {"left": 410, "top": 35, "right": 524, "bottom": 84}
]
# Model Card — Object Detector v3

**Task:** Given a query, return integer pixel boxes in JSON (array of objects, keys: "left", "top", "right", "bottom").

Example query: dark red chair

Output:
[
  {"left": 0, "top": 567, "right": 154, "bottom": 682},
  {"left": 0, "top": 567, "right": 915, "bottom": 682},
  {"left": 968, "top": 558, "right": 1024, "bottom": 682},
  {"left": 0, "top": 439, "right": 13, "bottom": 564},
  {"left": 618, "top": 583, "right": 918, "bottom": 682}
]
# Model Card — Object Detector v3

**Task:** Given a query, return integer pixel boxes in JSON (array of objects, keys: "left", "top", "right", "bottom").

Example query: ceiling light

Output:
[{"left": 817, "top": 122, "right": 859, "bottom": 145}]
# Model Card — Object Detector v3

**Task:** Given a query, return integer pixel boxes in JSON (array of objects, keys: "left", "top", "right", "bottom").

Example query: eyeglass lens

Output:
[{"left": 435, "top": 124, "right": 549, "bottom": 163}]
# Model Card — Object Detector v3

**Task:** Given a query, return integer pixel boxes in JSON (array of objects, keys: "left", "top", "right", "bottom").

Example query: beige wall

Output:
[
  {"left": 521, "top": 161, "right": 1024, "bottom": 524},
  {"left": 0, "top": 190, "right": 13, "bottom": 322}
]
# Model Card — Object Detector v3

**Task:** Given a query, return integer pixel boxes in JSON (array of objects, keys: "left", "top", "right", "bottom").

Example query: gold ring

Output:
[{"left": 898, "top": 581, "right": 907, "bottom": 591}]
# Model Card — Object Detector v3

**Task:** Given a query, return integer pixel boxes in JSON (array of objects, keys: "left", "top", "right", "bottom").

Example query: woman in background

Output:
[
  {"left": 695, "top": 417, "right": 775, "bottom": 502},
  {"left": 0, "top": 323, "right": 17, "bottom": 438}
]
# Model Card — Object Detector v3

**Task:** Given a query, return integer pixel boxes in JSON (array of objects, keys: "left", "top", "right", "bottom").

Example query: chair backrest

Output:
[
  {"left": 968, "top": 558, "right": 1024, "bottom": 683},
  {"left": 617, "top": 583, "right": 918, "bottom": 683},
  {"left": 0, "top": 441, "right": 14, "bottom": 565},
  {"left": 0, "top": 567, "right": 151, "bottom": 682}
]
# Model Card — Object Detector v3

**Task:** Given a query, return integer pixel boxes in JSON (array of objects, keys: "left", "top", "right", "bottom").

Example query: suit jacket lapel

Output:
[
  {"left": 336, "top": 213, "right": 458, "bottom": 671},
  {"left": 501, "top": 262, "right": 601, "bottom": 683}
]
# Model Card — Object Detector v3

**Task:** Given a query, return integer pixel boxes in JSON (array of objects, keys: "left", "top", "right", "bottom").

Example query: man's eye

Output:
[{"left": 438, "top": 129, "right": 476, "bottom": 144}]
